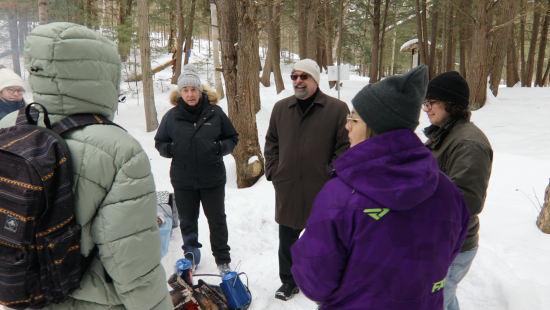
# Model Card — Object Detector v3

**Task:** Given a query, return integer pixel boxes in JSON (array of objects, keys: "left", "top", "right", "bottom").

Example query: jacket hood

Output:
[
  {"left": 170, "top": 84, "right": 219, "bottom": 106},
  {"left": 24, "top": 22, "right": 121, "bottom": 121},
  {"left": 333, "top": 129, "right": 440, "bottom": 211}
]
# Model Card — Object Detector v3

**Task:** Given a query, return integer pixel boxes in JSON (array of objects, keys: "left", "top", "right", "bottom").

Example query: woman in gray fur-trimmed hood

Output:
[{"left": 155, "top": 65, "right": 238, "bottom": 275}]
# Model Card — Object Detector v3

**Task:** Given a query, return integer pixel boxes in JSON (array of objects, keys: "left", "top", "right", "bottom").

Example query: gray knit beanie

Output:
[
  {"left": 351, "top": 65, "right": 429, "bottom": 134},
  {"left": 178, "top": 64, "right": 203, "bottom": 93}
]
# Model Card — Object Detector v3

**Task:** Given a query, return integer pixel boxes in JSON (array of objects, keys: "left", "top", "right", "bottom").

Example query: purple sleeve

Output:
[{"left": 290, "top": 207, "right": 348, "bottom": 303}]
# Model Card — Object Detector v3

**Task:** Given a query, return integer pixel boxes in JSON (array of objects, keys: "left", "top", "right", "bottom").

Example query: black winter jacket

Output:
[{"left": 155, "top": 86, "right": 239, "bottom": 189}]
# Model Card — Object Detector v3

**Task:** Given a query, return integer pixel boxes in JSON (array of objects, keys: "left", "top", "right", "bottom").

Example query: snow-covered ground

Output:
[{"left": 2, "top": 37, "right": 550, "bottom": 309}]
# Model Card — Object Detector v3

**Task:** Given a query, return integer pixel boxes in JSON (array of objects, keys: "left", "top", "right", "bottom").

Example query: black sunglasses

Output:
[{"left": 290, "top": 74, "right": 309, "bottom": 81}]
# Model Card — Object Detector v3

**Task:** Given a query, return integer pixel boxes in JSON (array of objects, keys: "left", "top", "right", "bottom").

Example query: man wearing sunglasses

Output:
[
  {"left": 423, "top": 71, "right": 493, "bottom": 310},
  {"left": 265, "top": 58, "right": 350, "bottom": 301},
  {"left": 0, "top": 66, "right": 26, "bottom": 120}
]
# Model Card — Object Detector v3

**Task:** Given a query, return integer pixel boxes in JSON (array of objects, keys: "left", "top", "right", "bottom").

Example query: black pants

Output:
[
  {"left": 173, "top": 184, "right": 231, "bottom": 265},
  {"left": 279, "top": 224, "right": 303, "bottom": 285}
]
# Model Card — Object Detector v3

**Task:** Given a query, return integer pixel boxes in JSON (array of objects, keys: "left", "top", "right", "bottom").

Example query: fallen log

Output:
[{"left": 125, "top": 59, "right": 176, "bottom": 82}]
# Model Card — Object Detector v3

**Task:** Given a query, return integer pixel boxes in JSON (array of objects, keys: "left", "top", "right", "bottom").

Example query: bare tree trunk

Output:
[
  {"left": 18, "top": 9, "right": 28, "bottom": 53},
  {"left": 217, "top": 0, "right": 265, "bottom": 188},
  {"left": 38, "top": 0, "right": 49, "bottom": 24},
  {"left": 173, "top": 0, "right": 185, "bottom": 84},
  {"left": 506, "top": 25, "right": 521, "bottom": 87},
  {"left": 414, "top": 0, "right": 426, "bottom": 65},
  {"left": 266, "top": 3, "right": 284, "bottom": 94},
  {"left": 525, "top": 0, "right": 542, "bottom": 87},
  {"left": 448, "top": 6, "right": 456, "bottom": 72},
  {"left": 542, "top": 58, "right": 550, "bottom": 86},
  {"left": 118, "top": 0, "right": 133, "bottom": 62},
  {"left": 307, "top": 0, "right": 319, "bottom": 60},
  {"left": 370, "top": 0, "right": 381, "bottom": 83},
  {"left": 390, "top": 3, "right": 398, "bottom": 76},
  {"left": 210, "top": 3, "right": 224, "bottom": 99},
  {"left": 378, "top": 0, "right": 389, "bottom": 79},
  {"left": 421, "top": 0, "right": 430, "bottom": 65},
  {"left": 298, "top": 1, "right": 308, "bottom": 59},
  {"left": 520, "top": 0, "right": 527, "bottom": 85},
  {"left": 183, "top": 0, "right": 197, "bottom": 65},
  {"left": 324, "top": 0, "right": 336, "bottom": 88},
  {"left": 168, "top": 0, "right": 176, "bottom": 51},
  {"left": 535, "top": 0, "right": 550, "bottom": 86},
  {"left": 466, "top": 0, "right": 495, "bottom": 110},
  {"left": 7, "top": 1, "right": 21, "bottom": 76},
  {"left": 137, "top": 0, "right": 159, "bottom": 132},
  {"left": 429, "top": 9, "right": 439, "bottom": 79},
  {"left": 489, "top": 0, "right": 516, "bottom": 96},
  {"left": 441, "top": 1, "right": 447, "bottom": 73}
]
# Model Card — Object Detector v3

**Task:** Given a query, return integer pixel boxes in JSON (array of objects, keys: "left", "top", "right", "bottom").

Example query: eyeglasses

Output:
[
  {"left": 4, "top": 88, "right": 25, "bottom": 95},
  {"left": 347, "top": 112, "right": 361, "bottom": 126},
  {"left": 290, "top": 74, "right": 309, "bottom": 81},
  {"left": 422, "top": 99, "right": 439, "bottom": 110}
]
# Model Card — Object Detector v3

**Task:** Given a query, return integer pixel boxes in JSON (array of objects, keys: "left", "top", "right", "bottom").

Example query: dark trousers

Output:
[
  {"left": 173, "top": 184, "right": 231, "bottom": 264},
  {"left": 279, "top": 224, "right": 303, "bottom": 285}
]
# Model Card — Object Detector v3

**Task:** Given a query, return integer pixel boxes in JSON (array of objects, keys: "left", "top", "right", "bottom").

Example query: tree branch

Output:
[
  {"left": 183, "top": 12, "right": 217, "bottom": 28},
  {"left": 259, "top": 11, "right": 281, "bottom": 30},
  {"left": 446, "top": 0, "right": 477, "bottom": 25},
  {"left": 489, "top": 2, "right": 542, "bottom": 33}
]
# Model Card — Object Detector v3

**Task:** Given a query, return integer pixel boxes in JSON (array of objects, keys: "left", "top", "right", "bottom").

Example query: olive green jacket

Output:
[
  {"left": 1, "top": 22, "right": 172, "bottom": 310},
  {"left": 424, "top": 117, "right": 493, "bottom": 252}
]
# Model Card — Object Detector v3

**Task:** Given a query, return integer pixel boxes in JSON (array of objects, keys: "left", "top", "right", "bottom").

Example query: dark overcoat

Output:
[{"left": 264, "top": 90, "right": 350, "bottom": 229}]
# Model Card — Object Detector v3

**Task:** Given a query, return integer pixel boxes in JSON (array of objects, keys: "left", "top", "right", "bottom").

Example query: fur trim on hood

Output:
[{"left": 170, "top": 84, "right": 219, "bottom": 106}]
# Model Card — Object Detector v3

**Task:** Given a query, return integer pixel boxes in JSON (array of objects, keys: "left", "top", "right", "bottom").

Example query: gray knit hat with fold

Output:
[
  {"left": 351, "top": 65, "right": 429, "bottom": 134},
  {"left": 178, "top": 64, "right": 203, "bottom": 92}
]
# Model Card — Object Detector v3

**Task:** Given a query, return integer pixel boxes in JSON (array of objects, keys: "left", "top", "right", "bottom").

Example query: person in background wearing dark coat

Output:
[
  {"left": 155, "top": 64, "right": 239, "bottom": 276},
  {"left": 423, "top": 71, "right": 493, "bottom": 310},
  {"left": 0, "top": 65, "right": 26, "bottom": 120},
  {"left": 290, "top": 65, "right": 470, "bottom": 310},
  {"left": 264, "top": 58, "right": 350, "bottom": 301}
]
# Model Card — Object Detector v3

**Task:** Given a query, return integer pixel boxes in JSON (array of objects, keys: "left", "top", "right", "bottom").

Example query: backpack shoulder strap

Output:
[{"left": 52, "top": 114, "right": 125, "bottom": 135}]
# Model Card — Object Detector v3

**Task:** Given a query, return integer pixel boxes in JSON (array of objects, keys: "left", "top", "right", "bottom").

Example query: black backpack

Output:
[{"left": 0, "top": 103, "right": 120, "bottom": 309}]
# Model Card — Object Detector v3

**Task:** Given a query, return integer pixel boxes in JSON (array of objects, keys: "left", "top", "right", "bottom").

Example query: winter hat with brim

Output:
[
  {"left": 425, "top": 71, "right": 470, "bottom": 108},
  {"left": 351, "top": 65, "right": 429, "bottom": 135},
  {"left": 0, "top": 68, "right": 25, "bottom": 92},
  {"left": 292, "top": 59, "right": 321, "bottom": 85},
  {"left": 178, "top": 64, "right": 203, "bottom": 93}
]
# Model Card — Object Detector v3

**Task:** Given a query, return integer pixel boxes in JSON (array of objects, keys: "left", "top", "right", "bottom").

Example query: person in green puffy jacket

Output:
[{"left": 0, "top": 23, "right": 173, "bottom": 310}]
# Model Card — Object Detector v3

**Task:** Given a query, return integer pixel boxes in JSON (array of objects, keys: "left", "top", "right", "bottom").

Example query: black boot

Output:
[{"left": 275, "top": 283, "right": 299, "bottom": 301}]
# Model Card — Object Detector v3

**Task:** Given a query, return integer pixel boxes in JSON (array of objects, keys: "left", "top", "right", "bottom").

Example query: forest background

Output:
[{"left": 1, "top": 0, "right": 550, "bottom": 191}]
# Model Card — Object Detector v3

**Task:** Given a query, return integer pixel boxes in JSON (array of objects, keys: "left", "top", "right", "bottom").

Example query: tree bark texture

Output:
[
  {"left": 117, "top": 0, "right": 133, "bottom": 62},
  {"left": 520, "top": 0, "right": 527, "bottom": 85},
  {"left": 535, "top": 0, "right": 550, "bottom": 87},
  {"left": 448, "top": 6, "right": 456, "bottom": 72},
  {"left": 266, "top": 3, "right": 284, "bottom": 94},
  {"left": 7, "top": 1, "right": 21, "bottom": 76},
  {"left": 441, "top": 1, "right": 447, "bottom": 74},
  {"left": 378, "top": 0, "right": 389, "bottom": 79},
  {"left": 370, "top": 0, "right": 381, "bottom": 83},
  {"left": 421, "top": 0, "right": 430, "bottom": 65},
  {"left": 414, "top": 0, "right": 426, "bottom": 65},
  {"left": 306, "top": 0, "right": 319, "bottom": 60},
  {"left": 38, "top": 0, "right": 49, "bottom": 24},
  {"left": 137, "top": 0, "right": 159, "bottom": 132},
  {"left": 298, "top": 1, "right": 308, "bottom": 59},
  {"left": 525, "top": 0, "right": 542, "bottom": 87},
  {"left": 324, "top": 0, "right": 336, "bottom": 88},
  {"left": 18, "top": 9, "right": 28, "bottom": 53},
  {"left": 210, "top": 3, "right": 224, "bottom": 99},
  {"left": 173, "top": 0, "right": 185, "bottom": 84},
  {"left": 466, "top": 0, "right": 495, "bottom": 110},
  {"left": 168, "top": 0, "right": 176, "bottom": 51},
  {"left": 217, "top": 0, "right": 265, "bottom": 188},
  {"left": 429, "top": 9, "right": 439, "bottom": 79},
  {"left": 506, "top": 25, "right": 521, "bottom": 87},
  {"left": 489, "top": 0, "right": 516, "bottom": 96},
  {"left": 183, "top": 0, "right": 197, "bottom": 65}
]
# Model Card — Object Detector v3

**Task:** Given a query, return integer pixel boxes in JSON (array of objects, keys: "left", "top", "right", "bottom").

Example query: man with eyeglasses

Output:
[
  {"left": 0, "top": 66, "right": 26, "bottom": 120},
  {"left": 423, "top": 71, "right": 493, "bottom": 310},
  {"left": 265, "top": 58, "right": 350, "bottom": 301}
]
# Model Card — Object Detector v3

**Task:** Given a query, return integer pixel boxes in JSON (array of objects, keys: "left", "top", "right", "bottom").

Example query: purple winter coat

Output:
[{"left": 291, "top": 129, "right": 469, "bottom": 310}]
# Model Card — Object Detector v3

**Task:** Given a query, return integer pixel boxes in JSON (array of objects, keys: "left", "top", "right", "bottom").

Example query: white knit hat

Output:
[
  {"left": 0, "top": 68, "right": 25, "bottom": 92},
  {"left": 292, "top": 59, "right": 321, "bottom": 85},
  {"left": 178, "top": 64, "right": 203, "bottom": 93}
]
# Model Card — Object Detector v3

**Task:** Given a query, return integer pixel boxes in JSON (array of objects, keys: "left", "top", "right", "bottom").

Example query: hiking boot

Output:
[
  {"left": 217, "top": 263, "right": 231, "bottom": 275},
  {"left": 275, "top": 283, "right": 299, "bottom": 301}
]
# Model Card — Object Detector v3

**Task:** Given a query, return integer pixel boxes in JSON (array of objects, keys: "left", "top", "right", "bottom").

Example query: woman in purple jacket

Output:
[{"left": 290, "top": 65, "right": 470, "bottom": 310}]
